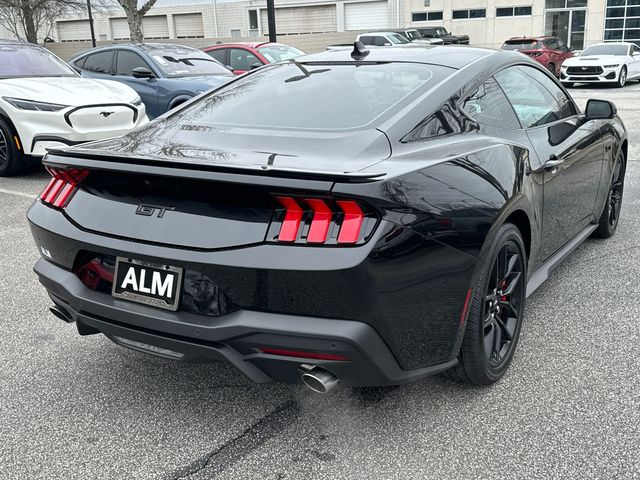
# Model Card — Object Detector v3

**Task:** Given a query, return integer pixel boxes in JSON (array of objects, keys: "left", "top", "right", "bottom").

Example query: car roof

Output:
[
  {"left": 361, "top": 32, "right": 403, "bottom": 36},
  {"left": 586, "top": 42, "right": 634, "bottom": 47},
  {"left": 204, "top": 42, "right": 279, "bottom": 49},
  {"left": 299, "top": 45, "right": 500, "bottom": 70},
  {"left": 0, "top": 39, "right": 43, "bottom": 48},
  {"left": 506, "top": 36, "right": 553, "bottom": 41}
]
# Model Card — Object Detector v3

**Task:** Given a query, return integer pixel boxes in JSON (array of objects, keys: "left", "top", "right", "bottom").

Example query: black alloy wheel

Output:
[
  {"left": 595, "top": 151, "right": 625, "bottom": 238},
  {"left": 0, "top": 116, "right": 22, "bottom": 176},
  {"left": 483, "top": 240, "right": 524, "bottom": 367},
  {"left": 447, "top": 223, "right": 527, "bottom": 385},
  {"left": 547, "top": 63, "right": 556, "bottom": 77}
]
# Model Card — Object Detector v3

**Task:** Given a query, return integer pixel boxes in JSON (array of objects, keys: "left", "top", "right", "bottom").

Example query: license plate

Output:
[{"left": 112, "top": 257, "right": 183, "bottom": 311}]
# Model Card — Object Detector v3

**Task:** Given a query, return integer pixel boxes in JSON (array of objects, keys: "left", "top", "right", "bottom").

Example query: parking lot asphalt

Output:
[{"left": 1, "top": 83, "right": 639, "bottom": 480}]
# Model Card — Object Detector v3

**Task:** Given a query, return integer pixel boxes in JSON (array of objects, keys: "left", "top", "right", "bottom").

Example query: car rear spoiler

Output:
[{"left": 43, "top": 150, "right": 387, "bottom": 186}]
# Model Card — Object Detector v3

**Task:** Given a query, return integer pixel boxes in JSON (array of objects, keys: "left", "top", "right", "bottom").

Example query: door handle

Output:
[{"left": 544, "top": 155, "right": 564, "bottom": 171}]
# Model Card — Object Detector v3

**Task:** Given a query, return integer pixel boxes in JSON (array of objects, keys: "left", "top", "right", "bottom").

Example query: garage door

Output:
[
  {"left": 345, "top": 1, "right": 390, "bottom": 31},
  {"left": 174, "top": 13, "right": 204, "bottom": 38},
  {"left": 143, "top": 16, "right": 169, "bottom": 39},
  {"left": 110, "top": 18, "right": 129, "bottom": 40},
  {"left": 58, "top": 20, "right": 91, "bottom": 42},
  {"left": 261, "top": 5, "right": 337, "bottom": 35}
]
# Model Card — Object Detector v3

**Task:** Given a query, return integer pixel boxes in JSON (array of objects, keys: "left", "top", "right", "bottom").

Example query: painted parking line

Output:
[{"left": 0, "top": 188, "right": 36, "bottom": 199}]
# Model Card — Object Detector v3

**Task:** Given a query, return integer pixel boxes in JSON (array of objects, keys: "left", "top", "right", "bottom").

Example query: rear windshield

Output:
[
  {"left": 148, "top": 47, "right": 231, "bottom": 77},
  {"left": 257, "top": 45, "right": 305, "bottom": 62},
  {"left": 581, "top": 44, "right": 629, "bottom": 56},
  {"left": 0, "top": 44, "right": 76, "bottom": 78},
  {"left": 173, "top": 62, "right": 450, "bottom": 130},
  {"left": 502, "top": 40, "right": 539, "bottom": 50}
]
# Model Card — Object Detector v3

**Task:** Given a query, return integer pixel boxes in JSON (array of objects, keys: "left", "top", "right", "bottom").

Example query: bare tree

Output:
[
  {"left": 115, "top": 0, "right": 158, "bottom": 44},
  {"left": 0, "top": 0, "right": 90, "bottom": 44}
]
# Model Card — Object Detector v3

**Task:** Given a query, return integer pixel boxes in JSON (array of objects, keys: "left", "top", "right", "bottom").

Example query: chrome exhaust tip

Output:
[
  {"left": 298, "top": 364, "right": 339, "bottom": 394},
  {"left": 49, "top": 305, "right": 73, "bottom": 323}
]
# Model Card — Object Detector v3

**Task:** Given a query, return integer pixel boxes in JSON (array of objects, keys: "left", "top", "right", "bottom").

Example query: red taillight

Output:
[
  {"left": 40, "top": 167, "right": 89, "bottom": 208},
  {"left": 336, "top": 200, "right": 364, "bottom": 244},
  {"left": 259, "top": 347, "right": 350, "bottom": 362},
  {"left": 272, "top": 196, "right": 372, "bottom": 246}
]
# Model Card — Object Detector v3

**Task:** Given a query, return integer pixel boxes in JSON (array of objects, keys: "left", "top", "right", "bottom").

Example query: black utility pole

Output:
[
  {"left": 266, "top": 0, "right": 276, "bottom": 43},
  {"left": 87, "top": 0, "right": 96, "bottom": 47}
]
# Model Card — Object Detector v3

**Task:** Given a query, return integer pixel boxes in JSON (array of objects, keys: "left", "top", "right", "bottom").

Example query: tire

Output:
[
  {"left": 594, "top": 150, "right": 625, "bottom": 238},
  {"left": 446, "top": 223, "right": 527, "bottom": 385},
  {"left": 616, "top": 66, "right": 627, "bottom": 88},
  {"left": 0, "top": 116, "right": 23, "bottom": 177}
]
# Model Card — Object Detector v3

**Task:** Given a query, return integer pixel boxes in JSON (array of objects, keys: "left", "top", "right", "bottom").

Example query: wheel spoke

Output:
[
  {"left": 502, "top": 271, "right": 521, "bottom": 296},
  {"left": 484, "top": 322, "right": 495, "bottom": 358},
  {"left": 494, "top": 316, "right": 513, "bottom": 341},
  {"left": 492, "top": 323, "right": 502, "bottom": 358},
  {"left": 499, "top": 300, "right": 518, "bottom": 317}
]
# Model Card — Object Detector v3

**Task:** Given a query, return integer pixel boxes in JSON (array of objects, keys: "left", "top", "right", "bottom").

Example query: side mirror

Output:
[
  {"left": 132, "top": 67, "right": 155, "bottom": 79},
  {"left": 585, "top": 99, "right": 617, "bottom": 119}
]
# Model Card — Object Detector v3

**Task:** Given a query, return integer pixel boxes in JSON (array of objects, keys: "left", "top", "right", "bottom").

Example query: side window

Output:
[
  {"left": 229, "top": 48, "right": 261, "bottom": 71},
  {"left": 73, "top": 56, "right": 86, "bottom": 69},
  {"left": 359, "top": 36, "right": 374, "bottom": 45},
  {"left": 557, "top": 38, "right": 569, "bottom": 52},
  {"left": 495, "top": 66, "right": 576, "bottom": 128},
  {"left": 376, "top": 36, "right": 388, "bottom": 46},
  {"left": 207, "top": 49, "right": 227, "bottom": 65},
  {"left": 461, "top": 77, "right": 519, "bottom": 128},
  {"left": 82, "top": 51, "right": 114, "bottom": 74},
  {"left": 546, "top": 38, "right": 560, "bottom": 50},
  {"left": 116, "top": 51, "right": 150, "bottom": 76}
]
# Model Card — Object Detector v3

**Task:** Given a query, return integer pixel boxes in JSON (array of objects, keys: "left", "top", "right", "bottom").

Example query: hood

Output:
[
  {"left": 0, "top": 77, "right": 138, "bottom": 106},
  {"left": 564, "top": 55, "right": 623, "bottom": 66},
  {"left": 59, "top": 116, "right": 392, "bottom": 176}
]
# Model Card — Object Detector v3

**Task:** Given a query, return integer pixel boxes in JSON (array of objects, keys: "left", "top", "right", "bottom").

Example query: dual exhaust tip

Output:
[{"left": 298, "top": 364, "right": 339, "bottom": 393}]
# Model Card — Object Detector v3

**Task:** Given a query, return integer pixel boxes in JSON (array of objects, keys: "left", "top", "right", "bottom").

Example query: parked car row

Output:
[{"left": 501, "top": 36, "right": 639, "bottom": 88}]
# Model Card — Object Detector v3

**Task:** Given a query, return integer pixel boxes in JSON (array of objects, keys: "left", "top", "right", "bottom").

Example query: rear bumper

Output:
[{"left": 35, "top": 258, "right": 456, "bottom": 386}]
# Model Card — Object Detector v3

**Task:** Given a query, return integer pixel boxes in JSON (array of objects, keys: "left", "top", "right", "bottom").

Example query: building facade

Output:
[{"left": 23, "top": 0, "right": 638, "bottom": 53}]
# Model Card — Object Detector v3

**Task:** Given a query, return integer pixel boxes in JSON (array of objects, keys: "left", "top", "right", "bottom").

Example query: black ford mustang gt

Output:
[{"left": 28, "top": 45, "right": 626, "bottom": 393}]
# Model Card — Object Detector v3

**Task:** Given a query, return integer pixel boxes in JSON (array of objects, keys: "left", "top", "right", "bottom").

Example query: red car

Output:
[
  {"left": 202, "top": 42, "right": 305, "bottom": 75},
  {"left": 501, "top": 36, "right": 574, "bottom": 77}
]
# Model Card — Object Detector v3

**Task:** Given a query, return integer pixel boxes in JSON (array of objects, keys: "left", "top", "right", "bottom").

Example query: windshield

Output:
[
  {"left": 389, "top": 34, "right": 410, "bottom": 44},
  {"left": 502, "top": 40, "right": 540, "bottom": 50},
  {"left": 405, "top": 30, "right": 421, "bottom": 40},
  {"left": 174, "top": 62, "right": 449, "bottom": 130},
  {"left": 149, "top": 48, "right": 231, "bottom": 77},
  {"left": 581, "top": 44, "right": 629, "bottom": 56},
  {"left": 257, "top": 45, "right": 305, "bottom": 63},
  {"left": 0, "top": 44, "right": 76, "bottom": 78}
]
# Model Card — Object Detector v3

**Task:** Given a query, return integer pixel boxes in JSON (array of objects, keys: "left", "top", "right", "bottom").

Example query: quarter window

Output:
[
  {"left": 82, "top": 51, "right": 113, "bottom": 74},
  {"left": 495, "top": 66, "right": 575, "bottom": 128},
  {"left": 461, "top": 77, "right": 519, "bottom": 128}
]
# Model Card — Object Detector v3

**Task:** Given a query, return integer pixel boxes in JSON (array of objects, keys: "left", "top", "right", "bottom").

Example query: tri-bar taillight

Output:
[
  {"left": 268, "top": 196, "right": 377, "bottom": 246},
  {"left": 40, "top": 167, "right": 89, "bottom": 209}
]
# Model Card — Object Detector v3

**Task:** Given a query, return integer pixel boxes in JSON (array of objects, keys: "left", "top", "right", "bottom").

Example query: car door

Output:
[
  {"left": 78, "top": 50, "right": 114, "bottom": 80},
  {"left": 113, "top": 50, "right": 160, "bottom": 117},
  {"left": 627, "top": 44, "right": 640, "bottom": 79},
  {"left": 495, "top": 65, "right": 604, "bottom": 260},
  {"left": 228, "top": 48, "right": 262, "bottom": 75},
  {"left": 544, "top": 38, "right": 562, "bottom": 74}
]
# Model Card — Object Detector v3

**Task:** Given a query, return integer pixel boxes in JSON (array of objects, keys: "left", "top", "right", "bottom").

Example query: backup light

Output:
[
  {"left": 259, "top": 347, "right": 350, "bottom": 362},
  {"left": 40, "top": 167, "right": 89, "bottom": 208}
]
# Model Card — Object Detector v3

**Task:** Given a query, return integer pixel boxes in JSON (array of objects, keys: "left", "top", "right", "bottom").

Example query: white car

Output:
[
  {"left": 0, "top": 40, "right": 148, "bottom": 176},
  {"left": 560, "top": 42, "right": 640, "bottom": 88}
]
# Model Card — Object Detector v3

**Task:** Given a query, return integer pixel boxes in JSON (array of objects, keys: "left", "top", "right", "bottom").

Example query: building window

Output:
[
  {"left": 412, "top": 11, "right": 444, "bottom": 21},
  {"left": 452, "top": 8, "right": 486, "bottom": 19},
  {"left": 496, "top": 6, "right": 533, "bottom": 16},
  {"left": 546, "top": 0, "right": 587, "bottom": 7},
  {"left": 604, "top": 0, "right": 640, "bottom": 45},
  {"left": 248, "top": 10, "right": 258, "bottom": 30}
]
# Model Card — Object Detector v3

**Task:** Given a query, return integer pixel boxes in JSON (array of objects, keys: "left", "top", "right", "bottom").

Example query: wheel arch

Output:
[
  {"left": 0, "top": 107, "right": 23, "bottom": 153},
  {"left": 504, "top": 209, "right": 532, "bottom": 260}
]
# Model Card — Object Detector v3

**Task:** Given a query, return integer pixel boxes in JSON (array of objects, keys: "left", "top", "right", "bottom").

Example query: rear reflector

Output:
[
  {"left": 40, "top": 167, "right": 89, "bottom": 209},
  {"left": 272, "top": 196, "right": 372, "bottom": 246},
  {"left": 260, "top": 347, "right": 350, "bottom": 362}
]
